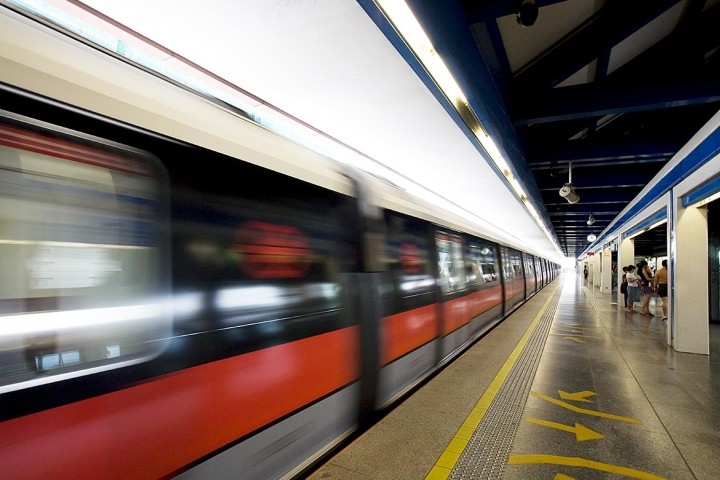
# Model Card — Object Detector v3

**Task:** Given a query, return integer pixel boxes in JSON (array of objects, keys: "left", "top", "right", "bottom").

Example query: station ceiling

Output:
[
  {"left": 30, "top": 0, "right": 720, "bottom": 261},
  {"left": 376, "top": 0, "right": 720, "bottom": 258}
]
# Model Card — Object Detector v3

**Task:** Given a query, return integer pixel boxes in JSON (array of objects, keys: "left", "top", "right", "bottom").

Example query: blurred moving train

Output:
[{"left": 0, "top": 5, "right": 559, "bottom": 479}]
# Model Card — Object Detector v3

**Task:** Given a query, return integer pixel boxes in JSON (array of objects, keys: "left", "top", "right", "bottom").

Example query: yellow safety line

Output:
[
  {"left": 508, "top": 454, "right": 666, "bottom": 480},
  {"left": 425, "top": 285, "right": 559, "bottom": 480}
]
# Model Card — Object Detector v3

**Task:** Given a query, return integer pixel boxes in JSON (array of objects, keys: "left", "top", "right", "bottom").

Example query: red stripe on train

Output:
[
  {"left": 442, "top": 285, "right": 503, "bottom": 335},
  {"left": 0, "top": 327, "right": 360, "bottom": 480},
  {"left": 381, "top": 286, "right": 503, "bottom": 364},
  {"left": 380, "top": 303, "right": 438, "bottom": 364}
]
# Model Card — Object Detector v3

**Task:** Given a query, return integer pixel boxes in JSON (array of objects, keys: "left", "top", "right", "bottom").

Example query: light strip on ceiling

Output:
[
  {"left": 625, "top": 219, "right": 667, "bottom": 240},
  {"left": 374, "top": 0, "right": 562, "bottom": 257}
]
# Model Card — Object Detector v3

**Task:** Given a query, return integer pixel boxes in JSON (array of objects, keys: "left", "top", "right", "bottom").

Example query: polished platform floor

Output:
[{"left": 307, "top": 274, "right": 720, "bottom": 480}]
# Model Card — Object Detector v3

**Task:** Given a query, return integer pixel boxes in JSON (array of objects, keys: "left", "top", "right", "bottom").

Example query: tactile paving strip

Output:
[
  {"left": 449, "top": 292, "right": 561, "bottom": 479},
  {"left": 582, "top": 286, "right": 616, "bottom": 312}
]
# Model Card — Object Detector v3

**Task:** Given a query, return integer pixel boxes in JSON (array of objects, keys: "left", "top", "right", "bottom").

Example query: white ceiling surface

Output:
[{"left": 81, "top": 0, "right": 564, "bottom": 261}]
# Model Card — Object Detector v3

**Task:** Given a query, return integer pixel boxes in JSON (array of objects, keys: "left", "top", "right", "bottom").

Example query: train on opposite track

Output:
[{"left": 0, "top": 5, "right": 558, "bottom": 479}]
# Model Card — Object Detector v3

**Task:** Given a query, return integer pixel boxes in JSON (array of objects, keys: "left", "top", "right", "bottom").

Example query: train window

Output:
[
  {"left": 525, "top": 257, "right": 535, "bottom": 277},
  {"left": 501, "top": 247, "right": 514, "bottom": 281},
  {"left": 504, "top": 263, "right": 514, "bottom": 280},
  {"left": 436, "top": 232, "right": 466, "bottom": 293},
  {"left": 169, "top": 156, "right": 358, "bottom": 339},
  {"left": 512, "top": 264, "right": 523, "bottom": 277},
  {"left": 384, "top": 213, "right": 434, "bottom": 296},
  {"left": 467, "top": 242, "right": 498, "bottom": 286},
  {"left": 510, "top": 250, "right": 523, "bottom": 277},
  {"left": 0, "top": 118, "right": 170, "bottom": 393}
]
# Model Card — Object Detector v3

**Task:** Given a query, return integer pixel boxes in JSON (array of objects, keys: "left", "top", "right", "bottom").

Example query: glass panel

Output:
[
  {"left": 436, "top": 232, "right": 465, "bottom": 293},
  {"left": 384, "top": 213, "right": 435, "bottom": 302},
  {"left": 468, "top": 242, "right": 498, "bottom": 285},
  {"left": 0, "top": 121, "right": 169, "bottom": 393}
]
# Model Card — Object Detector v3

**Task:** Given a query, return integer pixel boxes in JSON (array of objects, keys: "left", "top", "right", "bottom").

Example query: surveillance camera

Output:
[
  {"left": 587, "top": 215, "right": 596, "bottom": 226},
  {"left": 559, "top": 183, "right": 580, "bottom": 204},
  {"left": 517, "top": 0, "right": 538, "bottom": 27}
]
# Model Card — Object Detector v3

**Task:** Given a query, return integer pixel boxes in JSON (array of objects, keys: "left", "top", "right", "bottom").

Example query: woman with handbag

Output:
[{"left": 637, "top": 260, "right": 654, "bottom": 316}]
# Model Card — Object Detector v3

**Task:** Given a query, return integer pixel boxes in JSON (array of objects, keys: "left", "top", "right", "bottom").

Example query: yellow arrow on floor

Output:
[
  {"left": 558, "top": 390, "right": 596, "bottom": 403},
  {"left": 555, "top": 325, "right": 583, "bottom": 331},
  {"left": 526, "top": 417, "right": 604, "bottom": 441},
  {"left": 509, "top": 454, "right": 666, "bottom": 480},
  {"left": 531, "top": 390, "right": 641, "bottom": 424},
  {"left": 554, "top": 474, "right": 575, "bottom": 480}
]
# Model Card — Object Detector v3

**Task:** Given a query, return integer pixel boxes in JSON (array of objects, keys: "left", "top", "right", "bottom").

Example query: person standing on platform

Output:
[
  {"left": 620, "top": 266, "right": 628, "bottom": 310},
  {"left": 637, "top": 260, "right": 654, "bottom": 316},
  {"left": 654, "top": 259, "right": 669, "bottom": 321},
  {"left": 625, "top": 265, "right": 641, "bottom": 313},
  {"left": 583, "top": 265, "right": 588, "bottom": 283}
]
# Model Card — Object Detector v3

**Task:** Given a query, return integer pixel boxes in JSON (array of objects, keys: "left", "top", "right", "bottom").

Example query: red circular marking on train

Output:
[
  {"left": 399, "top": 242, "right": 422, "bottom": 274},
  {"left": 234, "top": 221, "right": 312, "bottom": 279}
]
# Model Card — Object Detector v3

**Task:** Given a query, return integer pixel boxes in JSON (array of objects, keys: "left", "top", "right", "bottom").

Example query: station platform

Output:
[{"left": 307, "top": 274, "right": 720, "bottom": 480}]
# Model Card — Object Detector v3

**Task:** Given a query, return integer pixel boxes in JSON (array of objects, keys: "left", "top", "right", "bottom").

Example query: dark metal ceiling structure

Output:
[{"left": 381, "top": 0, "right": 720, "bottom": 258}]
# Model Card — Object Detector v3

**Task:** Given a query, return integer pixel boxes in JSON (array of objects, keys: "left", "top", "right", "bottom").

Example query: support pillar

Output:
[
  {"left": 592, "top": 252, "right": 600, "bottom": 290},
  {"left": 672, "top": 199, "right": 709, "bottom": 354},
  {"left": 618, "top": 236, "right": 635, "bottom": 310},
  {"left": 619, "top": 236, "right": 635, "bottom": 295},
  {"left": 600, "top": 246, "right": 612, "bottom": 294}
]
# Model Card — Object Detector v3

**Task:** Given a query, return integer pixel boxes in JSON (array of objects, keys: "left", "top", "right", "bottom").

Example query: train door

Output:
[
  {"left": 534, "top": 256, "right": 543, "bottom": 288},
  {"left": 372, "top": 211, "right": 440, "bottom": 408},
  {"left": 509, "top": 249, "right": 524, "bottom": 306},
  {"left": 464, "top": 239, "right": 503, "bottom": 337},
  {"left": 500, "top": 246, "right": 512, "bottom": 314},
  {"left": 501, "top": 247, "right": 524, "bottom": 314},
  {"left": 524, "top": 253, "right": 537, "bottom": 297},
  {"left": 436, "top": 231, "right": 471, "bottom": 361}
]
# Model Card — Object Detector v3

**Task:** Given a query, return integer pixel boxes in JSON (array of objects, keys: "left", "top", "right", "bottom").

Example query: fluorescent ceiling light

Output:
[{"left": 375, "top": 0, "right": 561, "bottom": 256}]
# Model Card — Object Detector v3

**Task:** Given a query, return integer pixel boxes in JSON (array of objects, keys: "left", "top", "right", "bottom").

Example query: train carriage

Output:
[{"left": 0, "top": 5, "right": 559, "bottom": 479}]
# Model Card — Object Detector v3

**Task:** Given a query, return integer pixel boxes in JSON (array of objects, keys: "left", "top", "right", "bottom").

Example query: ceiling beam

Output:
[
  {"left": 535, "top": 167, "right": 659, "bottom": 183},
  {"left": 547, "top": 206, "right": 624, "bottom": 215},
  {"left": 543, "top": 186, "right": 637, "bottom": 201},
  {"left": 529, "top": 157, "right": 670, "bottom": 171},
  {"left": 510, "top": 81, "right": 720, "bottom": 125},
  {"left": 526, "top": 137, "right": 682, "bottom": 165}
]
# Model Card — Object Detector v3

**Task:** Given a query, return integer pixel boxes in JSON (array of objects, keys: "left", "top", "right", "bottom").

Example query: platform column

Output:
[
  {"left": 672, "top": 198, "right": 709, "bottom": 354},
  {"left": 619, "top": 235, "right": 634, "bottom": 296},
  {"left": 592, "top": 251, "right": 600, "bottom": 290},
  {"left": 600, "top": 246, "right": 612, "bottom": 294}
]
